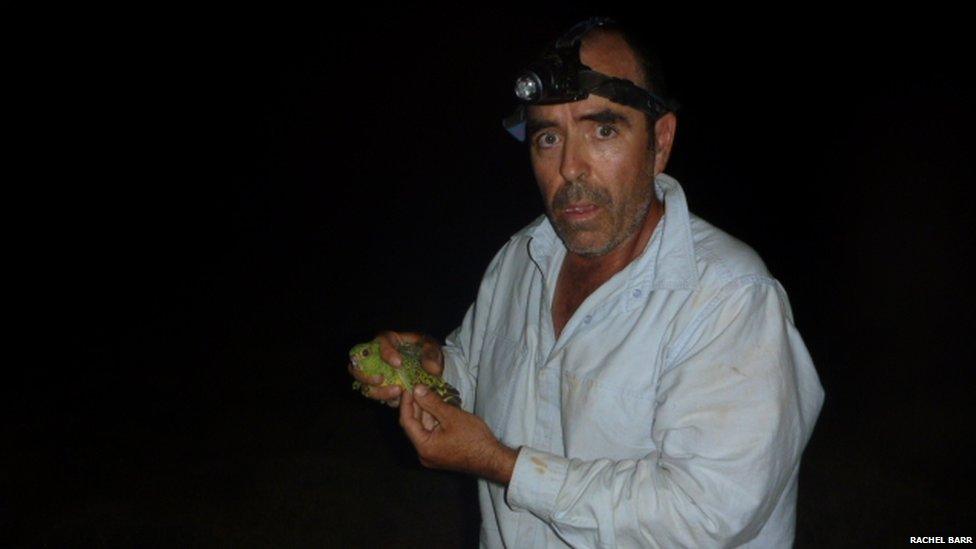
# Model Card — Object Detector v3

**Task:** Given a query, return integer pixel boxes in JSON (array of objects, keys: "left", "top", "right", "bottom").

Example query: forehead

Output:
[{"left": 526, "top": 94, "right": 630, "bottom": 124}]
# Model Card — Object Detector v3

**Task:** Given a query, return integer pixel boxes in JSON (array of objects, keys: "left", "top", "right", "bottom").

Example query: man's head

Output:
[{"left": 524, "top": 24, "right": 677, "bottom": 257}]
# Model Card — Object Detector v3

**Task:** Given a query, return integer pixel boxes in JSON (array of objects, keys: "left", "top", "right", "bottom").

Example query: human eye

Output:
[
  {"left": 595, "top": 124, "right": 619, "bottom": 140},
  {"left": 534, "top": 131, "right": 561, "bottom": 149}
]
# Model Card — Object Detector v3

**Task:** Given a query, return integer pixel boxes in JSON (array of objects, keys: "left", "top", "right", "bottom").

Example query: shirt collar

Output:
[{"left": 527, "top": 173, "right": 700, "bottom": 291}]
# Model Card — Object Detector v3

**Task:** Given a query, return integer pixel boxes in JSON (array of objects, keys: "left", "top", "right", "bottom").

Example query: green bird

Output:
[{"left": 349, "top": 340, "right": 462, "bottom": 407}]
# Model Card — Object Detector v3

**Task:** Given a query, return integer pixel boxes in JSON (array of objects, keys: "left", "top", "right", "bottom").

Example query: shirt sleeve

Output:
[
  {"left": 505, "top": 277, "right": 824, "bottom": 548},
  {"left": 442, "top": 305, "right": 478, "bottom": 414}
]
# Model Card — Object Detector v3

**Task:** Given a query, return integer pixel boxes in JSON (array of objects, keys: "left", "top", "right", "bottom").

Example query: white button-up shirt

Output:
[{"left": 442, "top": 174, "right": 824, "bottom": 548}]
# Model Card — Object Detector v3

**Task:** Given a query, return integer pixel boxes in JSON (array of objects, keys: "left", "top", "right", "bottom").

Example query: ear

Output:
[{"left": 652, "top": 113, "right": 678, "bottom": 175}]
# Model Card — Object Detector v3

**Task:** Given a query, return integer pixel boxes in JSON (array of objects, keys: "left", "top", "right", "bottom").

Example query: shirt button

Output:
[
  {"left": 584, "top": 315, "right": 592, "bottom": 323},
  {"left": 633, "top": 288, "right": 642, "bottom": 298}
]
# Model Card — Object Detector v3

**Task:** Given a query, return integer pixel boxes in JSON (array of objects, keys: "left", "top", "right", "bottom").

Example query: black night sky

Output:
[{"left": 7, "top": 9, "right": 975, "bottom": 547}]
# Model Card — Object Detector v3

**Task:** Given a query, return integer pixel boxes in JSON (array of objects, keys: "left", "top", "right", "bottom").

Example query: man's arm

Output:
[
  {"left": 414, "top": 278, "right": 824, "bottom": 547},
  {"left": 399, "top": 384, "right": 518, "bottom": 484}
]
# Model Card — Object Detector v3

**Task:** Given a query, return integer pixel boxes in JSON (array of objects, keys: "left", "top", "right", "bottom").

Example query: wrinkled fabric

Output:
[{"left": 442, "top": 174, "right": 824, "bottom": 548}]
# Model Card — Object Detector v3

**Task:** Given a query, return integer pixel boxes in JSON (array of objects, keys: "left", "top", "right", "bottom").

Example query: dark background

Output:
[{"left": 6, "top": 8, "right": 974, "bottom": 547}]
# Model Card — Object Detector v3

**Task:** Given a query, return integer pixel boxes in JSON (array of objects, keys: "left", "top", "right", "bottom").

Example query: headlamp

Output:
[
  {"left": 502, "top": 17, "right": 678, "bottom": 142},
  {"left": 514, "top": 74, "right": 542, "bottom": 102}
]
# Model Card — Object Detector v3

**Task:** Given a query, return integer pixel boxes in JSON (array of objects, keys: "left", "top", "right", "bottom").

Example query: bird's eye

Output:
[{"left": 362, "top": 349, "right": 370, "bottom": 357}]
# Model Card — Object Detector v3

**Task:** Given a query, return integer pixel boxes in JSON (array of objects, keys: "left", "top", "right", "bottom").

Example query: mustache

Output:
[{"left": 551, "top": 180, "right": 613, "bottom": 210}]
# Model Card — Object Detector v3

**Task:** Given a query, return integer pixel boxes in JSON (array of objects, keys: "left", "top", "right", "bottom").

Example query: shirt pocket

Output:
[
  {"left": 475, "top": 331, "right": 525, "bottom": 443},
  {"left": 561, "top": 372, "right": 657, "bottom": 456}
]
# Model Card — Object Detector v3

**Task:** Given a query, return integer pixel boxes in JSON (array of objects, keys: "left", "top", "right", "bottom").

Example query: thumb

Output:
[{"left": 412, "top": 384, "right": 451, "bottom": 420}]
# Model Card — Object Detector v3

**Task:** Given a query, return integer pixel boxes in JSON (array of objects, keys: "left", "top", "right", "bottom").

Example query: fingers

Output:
[
  {"left": 411, "top": 385, "right": 454, "bottom": 423},
  {"left": 369, "top": 384, "right": 402, "bottom": 402},
  {"left": 376, "top": 330, "right": 423, "bottom": 367},
  {"left": 421, "top": 410, "right": 439, "bottom": 431},
  {"left": 347, "top": 363, "right": 402, "bottom": 403},
  {"left": 365, "top": 383, "right": 402, "bottom": 403},
  {"left": 375, "top": 331, "right": 442, "bottom": 374},
  {"left": 376, "top": 332, "right": 404, "bottom": 367},
  {"left": 398, "top": 387, "right": 428, "bottom": 445},
  {"left": 420, "top": 340, "right": 444, "bottom": 376},
  {"left": 347, "top": 363, "right": 383, "bottom": 385},
  {"left": 398, "top": 388, "right": 445, "bottom": 443}
]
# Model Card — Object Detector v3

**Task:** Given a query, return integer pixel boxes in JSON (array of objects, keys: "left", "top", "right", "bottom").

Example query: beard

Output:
[{"left": 546, "top": 176, "right": 655, "bottom": 258}]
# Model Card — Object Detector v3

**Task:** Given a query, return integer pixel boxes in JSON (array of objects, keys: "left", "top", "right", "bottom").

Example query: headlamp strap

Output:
[
  {"left": 580, "top": 71, "right": 672, "bottom": 118},
  {"left": 554, "top": 17, "right": 616, "bottom": 49}
]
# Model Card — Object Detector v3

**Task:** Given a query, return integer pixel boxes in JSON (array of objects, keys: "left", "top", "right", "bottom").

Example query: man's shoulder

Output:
[
  {"left": 495, "top": 215, "right": 550, "bottom": 260},
  {"left": 688, "top": 214, "right": 773, "bottom": 288},
  {"left": 477, "top": 215, "right": 549, "bottom": 280},
  {"left": 509, "top": 214, "right": 549, "bottom": 242}
]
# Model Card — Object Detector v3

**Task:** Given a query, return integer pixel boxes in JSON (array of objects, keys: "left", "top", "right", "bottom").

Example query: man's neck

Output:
[{"left": 552, "top": 199, "right": 664, "bottom": 338}]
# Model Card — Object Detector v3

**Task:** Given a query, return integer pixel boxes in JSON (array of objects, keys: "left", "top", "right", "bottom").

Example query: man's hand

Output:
[
  {"left": 400, "top": 384, "right": 518, "bottom": 485},
  {"left": 346, "top": 330, "right": 444, "bottom": 408}
]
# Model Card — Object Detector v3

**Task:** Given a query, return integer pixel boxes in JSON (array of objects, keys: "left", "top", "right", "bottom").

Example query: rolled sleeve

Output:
[{"left": 505, "top": 447, "right": 570, "bottom": 519}]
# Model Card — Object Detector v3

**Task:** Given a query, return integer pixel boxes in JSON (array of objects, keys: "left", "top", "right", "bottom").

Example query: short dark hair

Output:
[{"left": 588, "top": 21, "right": 670, "bottom": 102}]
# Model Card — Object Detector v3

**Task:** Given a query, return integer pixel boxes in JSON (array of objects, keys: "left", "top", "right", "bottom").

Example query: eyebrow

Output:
[
  {"left": 580, "top": 108, "right": 630, "bottom": 126},
  {"left": 525, "top": 116, "right": 558, "bottom": 139},
  {"left": 525, "top": 108, "right": 631, "bottom": 138}
]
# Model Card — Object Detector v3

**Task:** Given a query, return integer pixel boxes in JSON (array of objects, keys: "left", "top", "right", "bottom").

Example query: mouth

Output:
[{"left": 561, "top": 203, "right": 600, "bottom": 221}]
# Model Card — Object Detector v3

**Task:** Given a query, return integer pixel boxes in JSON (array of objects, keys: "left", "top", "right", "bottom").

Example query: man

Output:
[{"left": 349, "top": 18, "right": 824, "bottom": 548}]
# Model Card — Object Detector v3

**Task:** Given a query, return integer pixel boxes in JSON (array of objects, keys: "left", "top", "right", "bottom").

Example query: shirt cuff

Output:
[{"left": 505, "top": 446, "right": 569, "bottom": 520}]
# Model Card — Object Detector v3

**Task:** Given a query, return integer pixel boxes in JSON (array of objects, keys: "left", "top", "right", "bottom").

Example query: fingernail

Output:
[{"left": 414, "top": 385, "right": 428, "bottom": 397}]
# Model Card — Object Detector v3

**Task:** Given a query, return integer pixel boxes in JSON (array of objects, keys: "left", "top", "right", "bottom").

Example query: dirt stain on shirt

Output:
[{"left": 531, "top": 456, "right": 548, "bottom": 475}]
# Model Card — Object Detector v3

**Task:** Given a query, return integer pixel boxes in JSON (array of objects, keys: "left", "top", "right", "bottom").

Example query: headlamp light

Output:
[{"left": 514, "top": 73, "right": 542, "bottom": 102}]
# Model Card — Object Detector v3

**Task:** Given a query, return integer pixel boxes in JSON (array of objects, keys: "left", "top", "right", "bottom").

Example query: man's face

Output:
[{"left": 526, "top": 32, "right": 667, "bottom": 257}]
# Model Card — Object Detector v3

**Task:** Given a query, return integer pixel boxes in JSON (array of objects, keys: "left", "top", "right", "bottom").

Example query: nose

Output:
[{"left": 558, "top": 132, "right": 589, "bottom": 184}]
